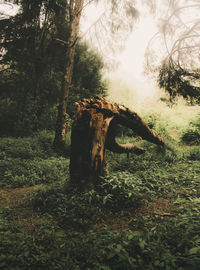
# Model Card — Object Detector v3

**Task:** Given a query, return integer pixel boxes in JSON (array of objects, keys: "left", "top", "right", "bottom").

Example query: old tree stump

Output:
[{"left": 70, "top": 96, "right": 164, "bottom": 188}]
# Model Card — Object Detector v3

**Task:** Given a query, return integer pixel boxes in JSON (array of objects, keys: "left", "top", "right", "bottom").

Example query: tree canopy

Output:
[
  {"left": 0, "top": 0, "right": 152, "bottom": 142},
  {"left": 145, "top": 0, "right": 200, "bottom": 103},
  {"left": 53, "top": 0, "right": 139, "bottom": 149},
  {"left": 0, "top": 0, "right": 107, "bottom": 136}
]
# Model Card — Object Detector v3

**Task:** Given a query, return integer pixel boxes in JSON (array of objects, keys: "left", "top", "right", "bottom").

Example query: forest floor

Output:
[{"left": 0, "top": 127, "right": 200, "bottom": 270}]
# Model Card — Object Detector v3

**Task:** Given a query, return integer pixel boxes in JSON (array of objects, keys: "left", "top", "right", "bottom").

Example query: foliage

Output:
[
  {"left": 145, "top": 0, "right": 200, "bottom": 103},
  {"left": 181, "top": 113, "right": 200, "bottom": 145},
  {"left": 1, "top": 217, "right": 200, "bottom": 270},
  {"left": 158, "top": 63, "right": 200, "bottom": 104},
  {"left": 0, "top": 130, "right": 54, "bottom": 159},
  {"left": 0, "top": 1, "right": 107, "bottom": 136},
  {"left": 0, "top": 105, "right": 200, "bottom": 269},
  {"left": 0, "top": 131, "right": 69, "bottom": 188},
  {"left": 68, "top": 42, "right": 108, "bottom": 117},
  {"left": 181, "top": 129, "right": 200, "bottom": 146}
]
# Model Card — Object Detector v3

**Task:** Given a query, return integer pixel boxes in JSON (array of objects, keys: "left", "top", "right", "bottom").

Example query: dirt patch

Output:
[
  {"left": 95, "top": 215, "right": 130, "bottom": 232},
  {"left": 0, "top": 185, "right": 53, "bottom": 234},
  {"left": 0, "top": 186, "right": 176, "bottom": 235},
  {"left": 0, "top": 185, "right": 42, "bottom": 208},
  {"left": 94, "top": 198, "right": 176, "bottom": 233},
  {"left": 13, "top": 212, "right": 56, "bottom": 235},
  {"left": 14, "top": 213, "right": 45, "bottom": 233},
  {"left": 169, "top": 129, "right": 179, "bottom": 139},
  {"left": 137, "top": 198, "right": 176, "bottom": 217}
]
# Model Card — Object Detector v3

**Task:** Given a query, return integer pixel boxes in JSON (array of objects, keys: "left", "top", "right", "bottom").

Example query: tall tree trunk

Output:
[{"left": 53, "top": 0, "right": 84, "bottom": 149}]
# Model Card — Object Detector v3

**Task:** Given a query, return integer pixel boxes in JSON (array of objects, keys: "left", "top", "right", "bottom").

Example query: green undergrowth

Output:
[
  {"left": 0, "top": 107, "right": 200, "bottom": 270},
  {"left": 1, "top": 212, "right": 200, "bottom": 270},
  {"left": 1, "top": 150, "right": 199, "bottom": 269},
  {"left": 181, "top": 114, "right": 200, "bottom": 146},
  {"left": 1, "top": 160, "right": 200, "bottom": 270},
  {"left": 0, "top": 130, "right": 55, "bottom": 159},
  {"left": 0, "top": 131, "right": 69, "bottom": 188},
  {"left": 0, "top": 157, "right": 69, "bottom": 188}
]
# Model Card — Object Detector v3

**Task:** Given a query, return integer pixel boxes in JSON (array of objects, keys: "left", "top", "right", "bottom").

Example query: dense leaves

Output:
[
  {"left": 146, "top": 0, "right": 200, "bottom": 103},
  {"left": 0, "top": 0, "right": 107, "bottom": 136},
  {"left": 159, "top": 63, "right": 200, "bottom": 103},
  {"left": 0, "top": 131, "right": 69, "bottom": 188},
  {"left": 0, "top": 106, "right": 200, "bottom": 269}
]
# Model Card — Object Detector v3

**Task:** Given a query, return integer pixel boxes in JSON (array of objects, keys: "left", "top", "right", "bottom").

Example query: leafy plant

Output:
[
  {"left": 0, "top": 104, "right": 200, "bottom": 269},
  {"left": 181, "top": 115, "right": 200, "bottom": 145}
]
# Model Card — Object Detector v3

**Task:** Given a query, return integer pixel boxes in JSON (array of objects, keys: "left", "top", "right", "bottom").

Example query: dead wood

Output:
[{"left": 70, "top": 96, "right": 164, "bottom": 187}]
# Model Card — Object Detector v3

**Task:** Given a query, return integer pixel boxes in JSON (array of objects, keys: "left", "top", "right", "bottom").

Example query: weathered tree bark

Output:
[
  {"left": 70, "top": 96, "right": 164, "bottom": 188},
  {"left": 53, "top": 0, "right": 84, "bottom": 149}
]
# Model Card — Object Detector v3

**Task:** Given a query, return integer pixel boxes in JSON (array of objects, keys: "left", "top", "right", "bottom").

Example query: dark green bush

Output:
[
  {"left": 181, "top": 129, "right": 200, "bottom": 145},
  {"left": 0, "top": 131, "right": 54, "bottom": 159},
  {"left": 0, "top": 131, "right": 69, "bottom": 187},
  {"left": 1, "top": 109, "right": 200, "bottom": 270},
  {"left": 0, "top": 157, "right": 69, "bottom": 188},
  {"left": 181, "top": 113, "right": 200, "bottom": 145}
]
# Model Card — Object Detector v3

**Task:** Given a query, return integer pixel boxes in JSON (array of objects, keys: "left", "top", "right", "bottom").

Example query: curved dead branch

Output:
[{"left": 70, "top": 96, "right": 164, "bottom": 187}]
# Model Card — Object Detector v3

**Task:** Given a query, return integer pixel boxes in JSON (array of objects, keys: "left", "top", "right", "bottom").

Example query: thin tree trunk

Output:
[{"left": 53, "top": 0, "right": 84, "bottom": 149}]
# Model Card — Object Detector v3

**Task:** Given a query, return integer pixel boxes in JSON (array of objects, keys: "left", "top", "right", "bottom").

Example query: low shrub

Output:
[
  {"left": 0, "top": 131, "right": 54, "bottom": 159},
  {"left": 181, "top": 113, "right": 200, "bottom": 145},
  {"left": 181, "top": 129, "right": 200, "bottom": 145},
  {"left": 1, "top": 104, "right": 200, "bottom": 270},
  {"left": 0, "top": 157, "right": 69, "bottom": 188}
]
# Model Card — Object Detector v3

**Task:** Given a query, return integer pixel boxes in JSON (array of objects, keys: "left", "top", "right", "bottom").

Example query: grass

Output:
[
  {"left": 0, "top": 130, "right": 69, "bottom": 188},
  {"left": 0, "top": 105, "right": 200, "bottom": 270}
]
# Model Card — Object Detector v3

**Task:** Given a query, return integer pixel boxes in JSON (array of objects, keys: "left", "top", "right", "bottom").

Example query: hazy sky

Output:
[
  {"left": 81, "top": 2, "right": 159, "bottom": 101},
  {"left": 0, "top": 1, "right": 159, "bottom": 101},
  {"left": 108, "top": 18, "right": 159, "bottom": 102},
  {"left": 0, "top": 1, "right": 19, "bottom": 18},
  {"left": 1, "top": 1, "right": 200, "bottom": 104},
  {"left": 81, "top": 2, "right": 154, "bottom": 79}
]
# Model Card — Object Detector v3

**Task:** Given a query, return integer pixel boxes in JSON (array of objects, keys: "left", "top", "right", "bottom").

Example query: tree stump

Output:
[{"left": 70, "top": 96, "right": 164, "bottom": 188}]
